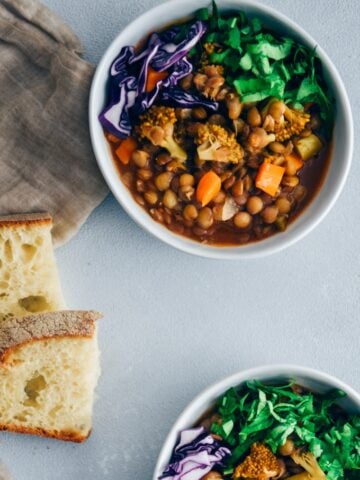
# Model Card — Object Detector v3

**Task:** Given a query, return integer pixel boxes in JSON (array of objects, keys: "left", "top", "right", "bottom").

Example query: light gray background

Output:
[{"left": 1, "top": 1, "right": 359, "bottom": 479}]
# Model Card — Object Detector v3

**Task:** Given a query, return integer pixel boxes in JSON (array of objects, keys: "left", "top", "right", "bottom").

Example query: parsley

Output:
[{"left": 210, "top": 381, "right": 360, "bottom": 479}]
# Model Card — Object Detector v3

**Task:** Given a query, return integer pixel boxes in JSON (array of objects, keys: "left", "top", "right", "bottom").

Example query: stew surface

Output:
[{"left": 109, "top": 124, "right": 331, "bottom": 246}]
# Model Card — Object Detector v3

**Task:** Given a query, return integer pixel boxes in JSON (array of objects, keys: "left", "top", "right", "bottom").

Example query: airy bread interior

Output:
[
  {"left": 0, "top": 312, "right": 101, "bottom": 442},
  {"left": 0, "top": 214, "right": 65, "bottom": 320}
]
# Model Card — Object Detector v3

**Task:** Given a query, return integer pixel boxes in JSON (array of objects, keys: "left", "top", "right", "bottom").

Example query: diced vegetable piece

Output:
[
  {"left": 196, "top": 171, "right": 221, "bottom": 206},
  {"left": 221, "top": 197, "right": 239, "bottom": 221},
  {"left": 255, "top": 162, "right": 285, "bottom": 196},
  {"left": 145, "top": 67, "right": 168, "bottom": 92},
  {"left": 294, "top": 134, "right": 323, "bottom": 161},
  {"left": 115, "top": 137, "right": 137, "bottom": 165},
  {"left": 106, "top": 132, "right": 121, "bottom": 144},
  {"left": 285, "top": 152, "right": 304, "bottom": 173}
]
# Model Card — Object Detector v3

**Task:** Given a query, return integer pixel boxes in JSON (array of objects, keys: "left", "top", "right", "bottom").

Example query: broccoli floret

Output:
[
  {"left": 233, "top": 443, "right": 281, "bottom": 480},
  {"left": 194, "top": 123, "right": 244, "bottom": 164},
  {"left": 288, "top": 450, "right": 327, "bottom": 480},
  {"left": 138, "top": 106, "right": 187, "bottom": 162},
  {"left": 275, "top": 106, "right": 311, "bottom": 142},
  {"left": 262, "top": 99, "right": 311, "bottom": 142},
  {"left": 247, "top": 128, "right": 276, "bottom": 151}
]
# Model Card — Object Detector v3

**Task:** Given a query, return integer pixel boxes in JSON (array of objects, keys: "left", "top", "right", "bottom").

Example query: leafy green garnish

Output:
[
  {"left": 198, "top": 3, "right": 334, "bottom": 130},
  {"left": 247, "top": 37, "right": 293, "bottom": 60},
  {"left": 210, "top": 381, "right": 360, "bottom": 480},
  {"left": 195, "top": 7, "right": 209, "bottom": 21}
]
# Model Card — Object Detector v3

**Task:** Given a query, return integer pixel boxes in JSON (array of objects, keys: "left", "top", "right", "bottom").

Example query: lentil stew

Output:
[{"left": 100, "top": 4, "right": 334, "bottom": 246}]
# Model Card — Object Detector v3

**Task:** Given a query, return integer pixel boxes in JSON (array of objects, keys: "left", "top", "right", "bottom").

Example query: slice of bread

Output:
[
  {"left": 0, "top": 310, "right": 101, "bottom": 442},
  {"left": 0, "top": 213, "right": 65, "bottom": 320}
]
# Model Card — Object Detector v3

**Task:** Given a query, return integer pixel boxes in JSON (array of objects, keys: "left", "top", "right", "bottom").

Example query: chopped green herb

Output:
[
  {"left": 247, "top": 38, "right": 293, "bottom": 60},
  {"left": 209, "top": 381, "right": 360, "bottom": 480},
  {"left": 195, "top": 7, "right": 209, "bottom": 21},
  {"left": 234, "top": 76, "right": 286, "bottom": 103},
  {"left": 239, "top": 52, "right": 252, "bottom": 71},
  {"left": 209, "top": 49, "right": 231, "bottom": 64},
  {"left": 225, "top": 27, "right": 241, "bottom": 50}
]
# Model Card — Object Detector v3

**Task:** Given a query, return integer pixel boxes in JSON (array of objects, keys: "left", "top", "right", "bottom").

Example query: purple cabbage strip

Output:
[
  {"left": 110, "top": 45, "right": 135, "bottom": 78},
  {"left": 150, "top": 25, "right": 181, "bottom": 45},
  {"left": 149, "top": 21, "right": 207, "bottom": 71},
  {"left": 162, "top": 58, "right": 193, "bottom": 88},
  {"left": 133, "top": 58, "right": 194, "bottom": 116},
  {"left": 134, "top": 21, "right": 206, "bottom": 91},
  {"left": 99, "top": 47, "right": 137, "bottom": 137},
  {"left": 159, "top": 427, "right": 230, "bottom": 480},
  {"left": 137, "top": 43, "right": 160, "bottom": 94},
  {"left": 99, "top": 21, "right": 215, "bottom": 138},
  {"left": 160, "top": 87, "right": 218, "bottom": 111}
]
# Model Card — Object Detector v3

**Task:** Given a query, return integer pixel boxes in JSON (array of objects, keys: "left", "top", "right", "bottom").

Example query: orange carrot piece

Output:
[
  {"left": 106, "top": 132, "right": 121, "bottom": 144},
  {"left": 255, "top": 162, "right": 285, "bottom": 197},
  {"left": 285, "top": 152, "right": 304, "bottom": 173},
  {"left": 196, "top": 171, "right": 222, "bottom": 206},
  {"left": 115, "top": 137, "right": 137, "bottom": 165},
  {"left": 146, "top": 67, "right": 168, "bottom": 92}
]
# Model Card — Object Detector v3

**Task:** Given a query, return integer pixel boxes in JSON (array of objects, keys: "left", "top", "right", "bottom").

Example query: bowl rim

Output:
[
  {"left": 152, "top": 363, "right": 360, "bottom": 480},
  {"left": 89, "top": 0, "right": 354, "bottom": 260}
]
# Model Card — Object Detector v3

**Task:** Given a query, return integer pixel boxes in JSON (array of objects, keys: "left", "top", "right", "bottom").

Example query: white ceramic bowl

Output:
[
  {"left": 89, "top": 0, "right": 353, "bottom": 259},
  {"left": 152, "top": 364, "right": 360, "bottom": 479}
]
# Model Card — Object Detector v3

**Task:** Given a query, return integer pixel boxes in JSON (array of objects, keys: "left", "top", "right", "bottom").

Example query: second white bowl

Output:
[{"left": 153, "top": 364, "right": 360, "bottom": 479}]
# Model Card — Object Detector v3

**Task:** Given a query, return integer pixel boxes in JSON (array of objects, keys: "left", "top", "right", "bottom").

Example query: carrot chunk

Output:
[
  {"left": 106, "top": 132, "right": 121, "bottom": 144},
  {"left": 196, "top": 171, "right": 222, "bottom": 206},
  {"left": 146, "top": 67, "right": 168, "bottom": 92},
  {"left": 115, "top": 137, "right": 137, "bottom": 165},
  {"left": 255, "top": 162, "right": 285, "bottom": 196}
]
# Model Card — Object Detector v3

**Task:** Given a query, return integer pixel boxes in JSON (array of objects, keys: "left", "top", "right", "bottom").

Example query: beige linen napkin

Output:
[{"left": 0, "top": 0, "right": 108, "bottom": 246}]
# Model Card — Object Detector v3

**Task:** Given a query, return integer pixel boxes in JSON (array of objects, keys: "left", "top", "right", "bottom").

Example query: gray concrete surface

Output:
[{"left": 0, "top": 1, "right": 359, "bottom": 479}]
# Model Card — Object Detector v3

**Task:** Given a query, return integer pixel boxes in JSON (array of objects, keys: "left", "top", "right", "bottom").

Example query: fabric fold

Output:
[
  {"left": 1, "top": 0, "right": 82, "bottom": 51},
  {"left": 0, "top": 0, "right": 108, "bottom": 246}
]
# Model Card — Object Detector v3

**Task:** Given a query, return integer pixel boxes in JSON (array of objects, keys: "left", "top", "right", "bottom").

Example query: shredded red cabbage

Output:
[
  {"left": 99, "top": 21, "right": 218, "bottom": 138},
  {"left": 159, "top": 87, "right": 219, "bottom": 111},
  {"left": 132, "top": 58, "right": 194, "bottom": 117},
  {"left": 149, "top": 22, "right": 208, "bottom": 72},
  {"left": 99, "top": 46, "right": 137, "bottom": 137},
  {"left": 159, "top": 427, "right": 230, "bottom": 480}
]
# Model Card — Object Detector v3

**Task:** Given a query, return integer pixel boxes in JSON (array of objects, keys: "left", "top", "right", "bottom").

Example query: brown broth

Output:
[{"left": 110, "top": 139, "right": 332, "bottom": 246}]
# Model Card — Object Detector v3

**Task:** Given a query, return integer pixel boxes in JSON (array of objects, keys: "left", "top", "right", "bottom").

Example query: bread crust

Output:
[
  {"left": 0, "top": 423, "right": 90, "bottom": 442},
  {"left": 0, "top": 212, "right": 52, "bottom": 228},
  {"left": 0, "top": 310, "right": 102, "bottom": 364}
]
